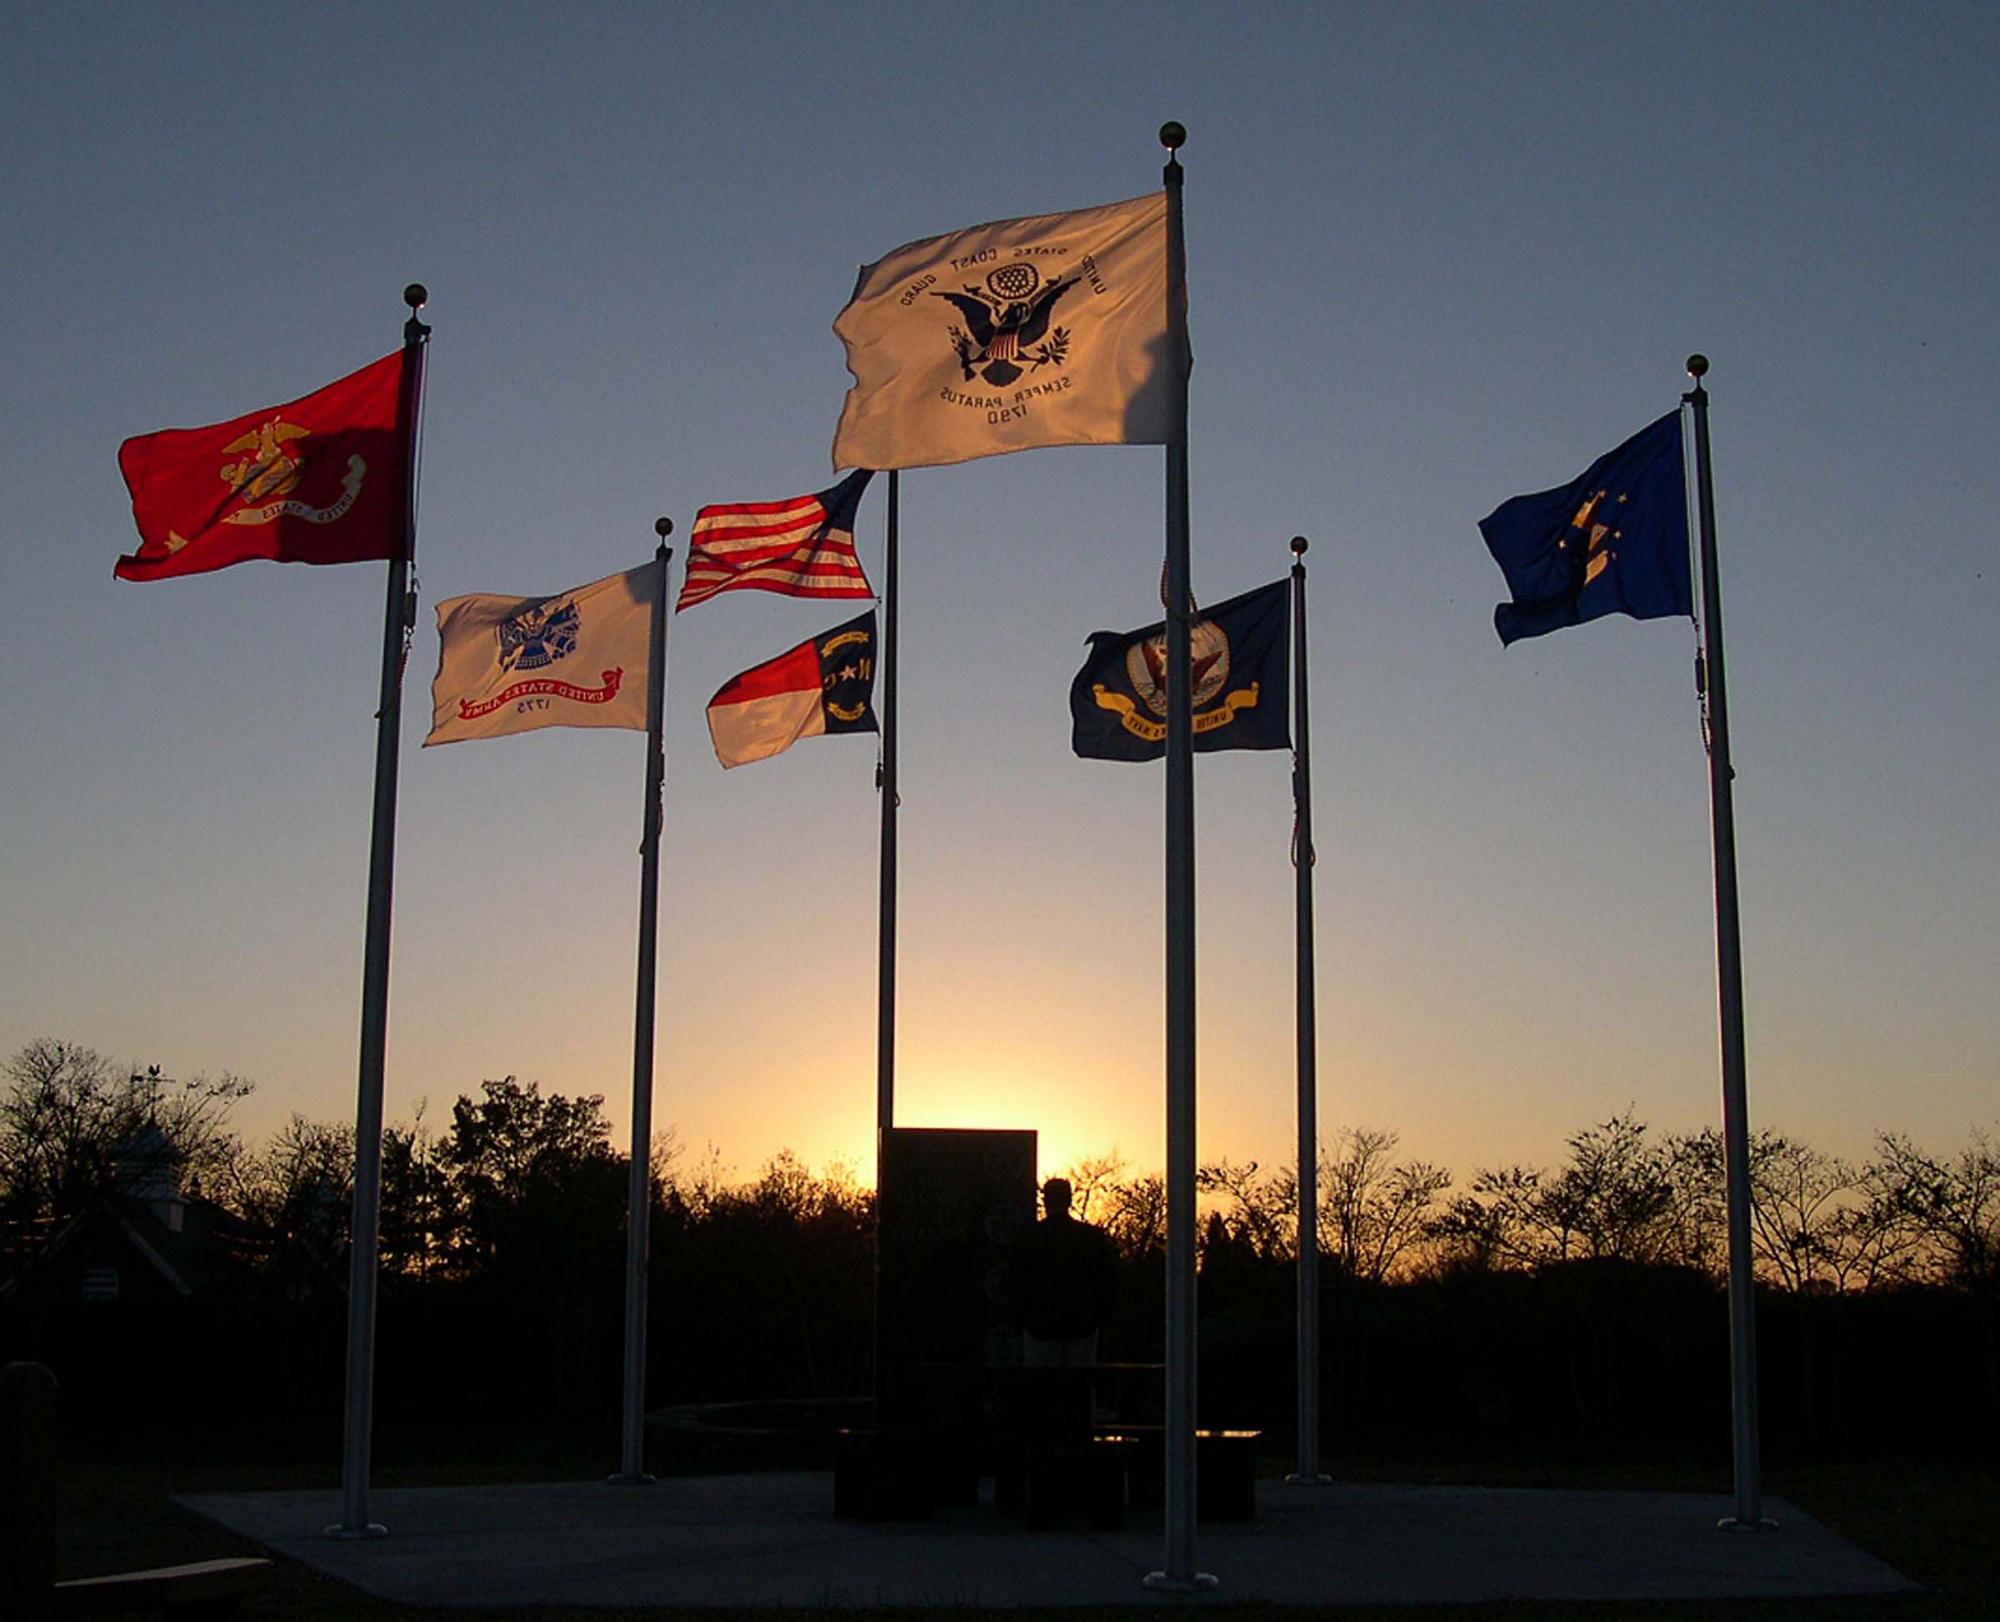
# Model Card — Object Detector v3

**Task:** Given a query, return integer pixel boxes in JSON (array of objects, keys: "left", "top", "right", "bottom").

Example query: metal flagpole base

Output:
[
  {"left": 1284, "top": 1472, "right": 1334, "bottom": 1485},
  {"left": 1718, "top": 1515, "right": 1779, "bottom": 1532},
  {"left": 324, "top": 1522, "right": 389, "bottom": 1540},
  {"left": 606, "top": 1472, "right": 657, "bottom": 1486},
  {"left": 1142, "top": 1570, "right": 1219, "bottom": 1593}
]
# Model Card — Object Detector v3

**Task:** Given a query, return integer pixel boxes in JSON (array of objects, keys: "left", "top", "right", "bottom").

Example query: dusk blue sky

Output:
[{"left": 4, "top": 3, "right": 1994, "bottom": 1185}]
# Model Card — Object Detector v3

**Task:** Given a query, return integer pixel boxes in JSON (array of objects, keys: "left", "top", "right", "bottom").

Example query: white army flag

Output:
[
  {"left": 425, "top": 562, "right": 656, "bottom": 746},
  {"left": 831, "top": 190, "right": 1176, "bottom": 471}
]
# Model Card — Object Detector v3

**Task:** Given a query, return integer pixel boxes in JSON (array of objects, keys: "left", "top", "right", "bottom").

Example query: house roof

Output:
[{"left": 0, "top": 1191, "right": 256, "bottom": 1301}]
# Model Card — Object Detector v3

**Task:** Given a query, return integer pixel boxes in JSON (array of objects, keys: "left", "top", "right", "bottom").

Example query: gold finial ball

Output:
[
  {"left": 403, "top": 283, "right": 428, "bottom": 310},
  {"left": 654, "top": 517, "right": 674, "bottom": 538},
  {"left": 1686, "top": 353, "right": 1709, "bottom": 379},
  {"left": 1159, "top": 121, "right": 1187, "bottom": 151}
]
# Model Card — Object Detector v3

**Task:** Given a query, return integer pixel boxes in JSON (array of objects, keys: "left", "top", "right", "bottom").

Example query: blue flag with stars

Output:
[{"left": 1480, "top": 410, "right": 1692, "bottom": 646}]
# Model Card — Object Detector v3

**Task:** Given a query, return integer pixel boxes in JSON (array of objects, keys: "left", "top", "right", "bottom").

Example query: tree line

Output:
[
  {"left": 2, "top": 1036, "right": 1994, "bottom": 1463},
  {"left": 2, "top": 1036, "right": 1995, "bottom": 1301}
]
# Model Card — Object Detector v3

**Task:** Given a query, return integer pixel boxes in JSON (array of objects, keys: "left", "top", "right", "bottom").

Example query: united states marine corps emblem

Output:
[
  {"left": 195, "top": 414, "right": 369, "bottom": 544},
  {"left": 933, "top": 263, "right": 1076, "bottom": 387},
  {"left": 220, "top": 418, "right": 310, "bottom": 501},
  {"left": 497, "top": 598, "right": 581, "bottom": 672}
]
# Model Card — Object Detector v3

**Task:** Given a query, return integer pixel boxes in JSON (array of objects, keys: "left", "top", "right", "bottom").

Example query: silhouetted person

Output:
[{"left": 1012, "top": 1178, "right": 1118, "bottom": 1366}]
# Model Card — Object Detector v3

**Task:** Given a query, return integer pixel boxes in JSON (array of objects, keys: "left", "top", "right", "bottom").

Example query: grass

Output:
[{"left": 50, "top": 1434, "right": 2000, "bottom": 1621}]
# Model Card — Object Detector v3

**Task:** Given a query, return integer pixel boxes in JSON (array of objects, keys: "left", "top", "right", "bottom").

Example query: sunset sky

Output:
[{"left": 4, "top": 4, "right": 1994, "bottom": 1190}]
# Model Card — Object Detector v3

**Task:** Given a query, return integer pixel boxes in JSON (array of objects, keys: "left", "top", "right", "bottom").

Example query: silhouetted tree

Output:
[
  {"left": 1100, "top": 1171, "right": 1167, "bottom": 1261},
  {"left": 1320, "top": 1128, "right": 1452, "bottom": 1282},
  {"left": 0, "top": 1039, "right": 250, "bottom": 1234},
  {"left": 238, "top": 1114, "right": 353, "bottom": 1299},
  {"left": 654, "top": 1147, "right": 874, "bottom": 1399},
  {"left": 1654, "top": 1127, "right": 1729, "bottom": 1277},
  {"left": 418, "top": 1077, "right": 629, "bottom": 1403},
  {"left": 380, "top": 1103, "right": 450, "bottom": 1280},
  {"left": 1062, "top": 1150, "right": 1130, "bottom": 1224},
  {"left": 1198, "top": 1207, "right": 1258, "bottom": 1272},
  {"left": 1871, "top": 1128, "right": 2000, "bottom": 1293},
  {"left": 668, "top": 1139, "right": 735, "bottom": 1221},
  {"left": 1746, "top": 1131, "right": 1868, "bottom": 1293},
  {"left": 436, "top": 1075, "right": 624, "bottom": 1278},
  {"left": 1196, "top": 1156, "right": 1291, "bottom": 1259},
  {"left": 1433, "top": 1110, "right": 1680, "bottom": 1270},
  {"left": 1544, "top": 1110, "right": 1678, "bottom": 1261}
]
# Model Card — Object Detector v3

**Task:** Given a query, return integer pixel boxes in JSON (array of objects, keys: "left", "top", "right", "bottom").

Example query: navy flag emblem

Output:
[{"left": 1070, "top": 579, "right": 1290, "bottom": 762}]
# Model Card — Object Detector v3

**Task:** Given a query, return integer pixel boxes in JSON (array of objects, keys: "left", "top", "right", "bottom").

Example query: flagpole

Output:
[
  {"left": 1284, "top": 536, "right": 1332, "bottom": 1487},
  {"left": 1144, "top": 119, "right": 1215, "bottom": 1596},
  {"left": 877, "top": 471, "right": 899, "bottom": 1149},
  {"left": 612, "top": 520, "right": 674, "bottom": 1485},
  {"left": 331, "top": 283, "right": 429, "bottom": 1540},
  {"left": 1684, "top": 356, "right": 1770, "bottom": 1531},
  {"left": 870, "top": 473, "right": 899, "bottom": 1430}
]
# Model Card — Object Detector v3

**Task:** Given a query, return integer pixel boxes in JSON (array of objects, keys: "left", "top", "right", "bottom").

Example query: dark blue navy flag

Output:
[
  {"left": 1480, "top": 410, "right": 1692, "bottom": 646},
  {"left": 1071, "top": 579, "right": 1290, "bottom": 762}
]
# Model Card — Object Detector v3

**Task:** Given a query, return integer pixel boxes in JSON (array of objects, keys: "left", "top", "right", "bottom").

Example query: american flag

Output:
[{"left": 676, "top": 469, "right": 874, "bottom": 612}]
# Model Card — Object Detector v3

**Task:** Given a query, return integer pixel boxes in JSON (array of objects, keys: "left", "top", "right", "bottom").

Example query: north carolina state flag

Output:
[
  {"left": 115, "top": 349, "right": 413, "bottom": 582},
  {"left": 705, "top": 611, "right": 878, "bottom": 769}
]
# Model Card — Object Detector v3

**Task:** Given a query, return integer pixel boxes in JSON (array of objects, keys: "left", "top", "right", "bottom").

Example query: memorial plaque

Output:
[{"left": 876, "top": 1127, "right": 1035, "bottom": 1428}]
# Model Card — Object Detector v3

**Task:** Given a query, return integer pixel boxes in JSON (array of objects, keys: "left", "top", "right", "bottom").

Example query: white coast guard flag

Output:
[
  {"left": 831, "top": 191, "right": 1175, "bottom": 471},
  {"left": 425, "top": 563, "right": 656, "bottom": 746}
]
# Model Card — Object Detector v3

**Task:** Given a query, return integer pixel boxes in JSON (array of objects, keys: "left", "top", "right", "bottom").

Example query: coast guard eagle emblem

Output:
[
  {"left": 933, "top": 263, "right": 1076, "bottom": 387},
  {"left": 497, "top": 598, "right": 580, "bottom": 672}
]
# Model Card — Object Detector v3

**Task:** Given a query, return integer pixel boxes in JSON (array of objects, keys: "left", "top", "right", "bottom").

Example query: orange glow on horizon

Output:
[{"left": 888, "top": 1055, "right": 1150, "bottom": 1188}]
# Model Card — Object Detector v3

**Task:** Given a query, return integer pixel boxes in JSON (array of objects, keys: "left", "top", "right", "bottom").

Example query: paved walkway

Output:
[{"left": 179, "top": 1473, "right": 1918, "bottom": 1609}]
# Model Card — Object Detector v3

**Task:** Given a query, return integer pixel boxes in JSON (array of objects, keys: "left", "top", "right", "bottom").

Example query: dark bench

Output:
[
  {"left": 1000, "top": 1431, "right": 1135, "bottom": 1530},
  {"left": 52, "top": 1559, "right": 276, "bottom": 1618},
  {"left": 833, "top": 1362, "right": 1201, "bottom": 1531},
  {"left": 1099, "top": 1426, "right": 1262, "bottom": 1521}
]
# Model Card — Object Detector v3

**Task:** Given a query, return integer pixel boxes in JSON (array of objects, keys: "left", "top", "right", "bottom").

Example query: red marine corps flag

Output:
[{"left": 114, "top": 349, "right": 414, "bottom": 582}]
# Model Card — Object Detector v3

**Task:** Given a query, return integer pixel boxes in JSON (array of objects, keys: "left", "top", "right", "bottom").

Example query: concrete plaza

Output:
[{"left": 179, "top": 1472, "right": 1919, "bottom": 1609}]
